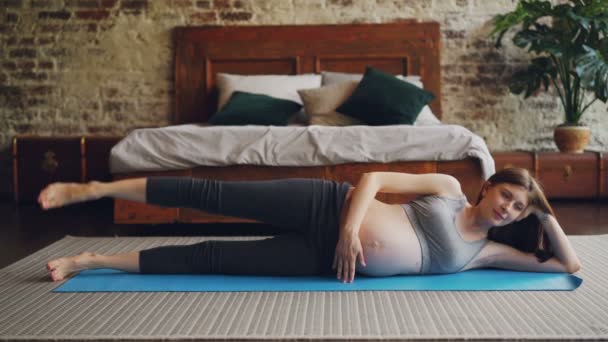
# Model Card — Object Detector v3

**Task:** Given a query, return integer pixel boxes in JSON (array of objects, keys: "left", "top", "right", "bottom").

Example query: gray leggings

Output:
[{"left": 139, "top": 177, "right": 352, "bottom": 276}]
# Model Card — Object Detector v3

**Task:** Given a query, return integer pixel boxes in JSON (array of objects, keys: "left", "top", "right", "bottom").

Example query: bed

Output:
[{"left": 110, "top": 22, "right": 495, "bottom": 224}]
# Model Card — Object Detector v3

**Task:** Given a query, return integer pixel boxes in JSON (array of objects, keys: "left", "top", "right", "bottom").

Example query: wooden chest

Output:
[
  {"left": 13, "top": 136, "right": 83, "bottom": 203},
  {"left": 492, "top": 151, "right": 535, "bottom": 173},
  {"left": 492, "top": 151, "right": 604, "bottom": 199},
  {"left": 537, "top": 152, "right": 599, "bottom": 199}
]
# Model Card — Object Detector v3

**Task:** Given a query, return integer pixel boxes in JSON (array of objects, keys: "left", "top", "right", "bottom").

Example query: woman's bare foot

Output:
[
  {"left": 38, "top": 181, "right": 102, "bottom": 210},
  {"left": 46, "top": 252, "right": 96, "bottom": 282}
]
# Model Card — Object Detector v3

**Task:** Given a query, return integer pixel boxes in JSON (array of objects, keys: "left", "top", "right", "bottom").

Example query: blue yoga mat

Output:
[{"left": 53, "top": 269, "right": 582, "bottom": 292}]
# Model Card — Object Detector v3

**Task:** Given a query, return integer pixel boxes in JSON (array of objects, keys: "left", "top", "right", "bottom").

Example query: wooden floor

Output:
[{"left": 1, "top": 197, "right": 607, "bottom": 270}]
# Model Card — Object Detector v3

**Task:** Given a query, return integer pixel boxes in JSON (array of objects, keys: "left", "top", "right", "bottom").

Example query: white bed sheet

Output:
[{"left": 109, "top": 124, "right": 495, "bottom": 179}]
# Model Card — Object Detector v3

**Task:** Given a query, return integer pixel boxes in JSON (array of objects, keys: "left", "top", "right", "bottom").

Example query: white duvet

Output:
[{"left": 109, "top": 124, "right": 496, "bottom": 179}]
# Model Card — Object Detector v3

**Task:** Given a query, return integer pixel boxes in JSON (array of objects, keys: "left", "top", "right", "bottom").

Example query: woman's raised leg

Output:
[
  {"left": 39, "top": 177, "right": 349, "bottom": 236},
  {"left": 145, "top": 176, "right": 349, "bottom": 235},
  {"left": 38, "top": 178, "right": 148, "bottom": 210}
]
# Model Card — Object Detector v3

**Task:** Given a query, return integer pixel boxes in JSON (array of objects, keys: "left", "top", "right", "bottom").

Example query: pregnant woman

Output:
[{"left": 39, "top": 167, "right": 581, "bottom": 283}]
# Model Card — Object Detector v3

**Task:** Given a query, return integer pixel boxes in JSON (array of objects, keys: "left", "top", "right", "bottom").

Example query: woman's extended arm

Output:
[
  {"left": 339, "top": 173, "right": 379, "bottom": 236},
  {"left": 535, "top": 211, "right": 582, "bottom": 273},
  {"left": 339, "top": 172, "right": 462, "bottom": 236}
]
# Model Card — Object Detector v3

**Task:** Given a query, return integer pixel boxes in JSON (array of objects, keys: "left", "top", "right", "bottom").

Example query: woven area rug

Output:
[{"left": 0, "top": 234, "right": 607, "bottom": 341}]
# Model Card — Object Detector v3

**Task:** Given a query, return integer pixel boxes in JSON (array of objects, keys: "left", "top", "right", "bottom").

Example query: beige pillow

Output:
[
  {"left": 321, "top": 71, "right": 423, "bottom": 88},
  {"left": 309, "top": 112, "right": 364, "bottom": 126},
  {"left": 297, "top": 81, "right": 364, "bottom": 126}
]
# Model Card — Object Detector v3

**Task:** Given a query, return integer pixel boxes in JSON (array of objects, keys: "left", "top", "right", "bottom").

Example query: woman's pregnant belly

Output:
[{"left": 341, "top": 189, "right": 422, "bottom": 276}]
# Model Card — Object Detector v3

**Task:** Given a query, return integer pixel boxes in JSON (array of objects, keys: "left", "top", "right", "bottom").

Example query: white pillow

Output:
[
  {"left": 321, "top": 71, "right": 441, "bottom": 126},
  {"left": 321, "top": 71, "right": 423, "bottom": 88},
  {"left": 413, "top": 106, "right": 442, "bottom": 126},
  {"left": 216, "top": 73, "right": 322, "bottom": 110}
]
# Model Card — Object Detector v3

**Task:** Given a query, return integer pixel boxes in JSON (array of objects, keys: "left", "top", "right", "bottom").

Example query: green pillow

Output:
[
  {"left": 336, "top": 67, "right": 435, "bottom": 125},
  {"left": 209, "top": 91, "right": 302, "bottom": 126}
]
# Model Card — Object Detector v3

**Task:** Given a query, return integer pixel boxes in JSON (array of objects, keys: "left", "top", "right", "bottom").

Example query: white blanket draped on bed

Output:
[{"left": 109, "top": 124, "right": 496, "bottom": 179}]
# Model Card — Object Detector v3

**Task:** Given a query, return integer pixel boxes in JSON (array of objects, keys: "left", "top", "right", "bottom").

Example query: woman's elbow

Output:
[
  {"left": 362, "top": 172, "right": 376, "bottom": 180},
  {"left": 360, "top": 172, "right": 377, "bottom": 186},
  {"left": 567, "top": 262, "right": 581, "bottom": 274}
]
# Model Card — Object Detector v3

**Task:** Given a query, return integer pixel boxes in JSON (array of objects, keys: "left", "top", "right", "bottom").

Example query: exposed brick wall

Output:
[{"left": 1, "top": 0, "right": 606, "bottom": 200}]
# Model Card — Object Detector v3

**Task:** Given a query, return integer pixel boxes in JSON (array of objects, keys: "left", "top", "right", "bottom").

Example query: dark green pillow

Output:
[
  {"left": 336, "top": 67, "right": 435, "bottom": 125},
  {"left": 209, "top": 91, "right": 302, "bottom": 126}
]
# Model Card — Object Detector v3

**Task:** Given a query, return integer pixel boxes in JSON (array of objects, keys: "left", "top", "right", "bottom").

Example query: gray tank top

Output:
[{"left": 400, "top": 194, "right": 488, "bottom": 274}]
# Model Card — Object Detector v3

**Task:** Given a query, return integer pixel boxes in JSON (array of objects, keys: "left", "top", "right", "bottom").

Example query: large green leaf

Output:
[
  {"left": 509, "top": 57, "right": 557, "bottom": 98},
  {"left": 575, "top": 40, "right": 608, "bottom": 101},
  {"left": 570, "top": 0, "right": 608, "bottom": 32},
  {"left": 490, "top": 0, "right": 554, "bottom": 48},
  {"left": 512, "top": 24, "right": 564, "bottom": 56}
]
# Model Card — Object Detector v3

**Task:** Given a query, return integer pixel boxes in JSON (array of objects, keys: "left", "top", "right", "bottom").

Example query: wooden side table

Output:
[{"left": 491, "top": 151, "right": 606, "bottom": 199}]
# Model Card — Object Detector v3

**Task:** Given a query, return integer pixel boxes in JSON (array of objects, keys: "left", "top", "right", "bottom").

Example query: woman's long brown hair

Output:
[{"left": 475, "top": 167, "right": 556, "bottom": 263}]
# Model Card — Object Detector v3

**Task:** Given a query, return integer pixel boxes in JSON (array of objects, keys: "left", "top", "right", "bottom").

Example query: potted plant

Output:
[{"left": 490, "top": 0, "right": 607, "bottom": 153}]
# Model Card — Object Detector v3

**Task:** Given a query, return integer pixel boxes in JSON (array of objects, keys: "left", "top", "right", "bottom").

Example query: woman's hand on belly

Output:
[
  {"left": 338, "top": 190, "right": 422, "bottom": 277},
  {"left": 333, "top": 233, "right": 367, "bottom": 283}
]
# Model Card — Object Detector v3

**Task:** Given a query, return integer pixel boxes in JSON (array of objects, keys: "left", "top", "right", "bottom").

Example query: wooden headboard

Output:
[{"left": 174, "top": 22, "right": 442, "bottom": 124}]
